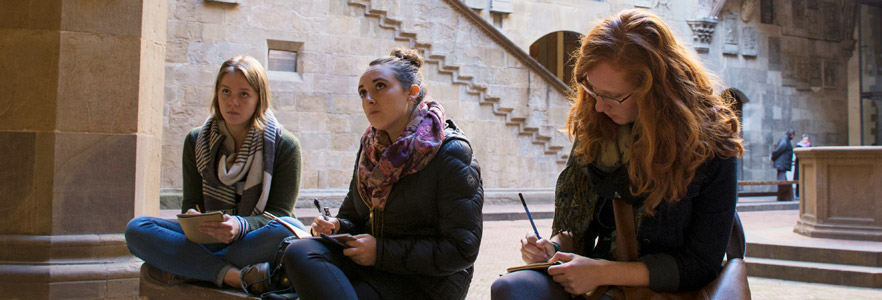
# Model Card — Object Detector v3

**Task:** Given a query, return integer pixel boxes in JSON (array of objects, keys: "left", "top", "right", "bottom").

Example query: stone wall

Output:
[
  {"left": 473, "top": 0, "right": 855, "bottom": 183},
  {"left": 161, "top": 0, "right": 573, "bottom": 195}
]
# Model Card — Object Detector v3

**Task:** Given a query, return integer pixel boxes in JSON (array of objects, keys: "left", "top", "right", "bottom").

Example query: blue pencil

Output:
[{"left": 518, "top": 193, "right": 542, "bottom": 240}]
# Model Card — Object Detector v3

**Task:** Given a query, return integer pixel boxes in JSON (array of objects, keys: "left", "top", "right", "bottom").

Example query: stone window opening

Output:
[{"left": 266, "top": 40, "right": 303, "bottom": 82}]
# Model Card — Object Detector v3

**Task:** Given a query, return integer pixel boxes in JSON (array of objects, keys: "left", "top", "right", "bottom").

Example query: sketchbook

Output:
[
  {"left": 176, "top": 211, "right": 224, "bottom": 244},
  {"left": 505, "top": 261, "right": 561, "bottom": 273}
]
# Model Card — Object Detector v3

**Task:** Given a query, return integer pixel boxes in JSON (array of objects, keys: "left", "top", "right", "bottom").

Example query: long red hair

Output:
[{"left": 566, "top": 9, "right": 743, "bottom": 213}]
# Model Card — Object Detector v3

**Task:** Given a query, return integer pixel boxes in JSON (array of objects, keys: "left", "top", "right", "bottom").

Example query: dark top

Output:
[
  {"left": 181, "top": 127, "right": 302, "bottom": 232},
  {"left": 336, "top": 120, "right": 484, "bottom": 300},
  {"left": 582, "top": 156, "right": 737, "bottom": 292},
  {"left": 771, "top": 135, "right": 794, "bottom": 171}
]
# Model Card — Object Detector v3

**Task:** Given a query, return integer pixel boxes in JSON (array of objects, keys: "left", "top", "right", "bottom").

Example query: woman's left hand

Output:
[
  {"left": 547, "top": 252, "right": 607, "bottom": 295},
  {"left": 343, "top": 234, "right": 377, "bottom": 266},
  {"left": 199, "top": 214, "right": 241, "bottom": 244}
]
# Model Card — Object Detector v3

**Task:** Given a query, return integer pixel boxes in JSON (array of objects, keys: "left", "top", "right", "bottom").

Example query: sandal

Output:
[{"left": 240, "top": 262, "right": 271, "bottom": 294}]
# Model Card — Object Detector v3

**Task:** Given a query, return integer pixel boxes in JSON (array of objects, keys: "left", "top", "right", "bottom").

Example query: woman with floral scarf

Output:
[
  {"left": 125, "top": 55, "right": 305, "bottom": 294},
  {"left": 282, "top": 48, "right": 483, "bottom": 300}
]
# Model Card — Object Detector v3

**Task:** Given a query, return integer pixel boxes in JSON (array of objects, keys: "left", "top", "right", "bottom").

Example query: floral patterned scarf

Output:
[{"left": 357, "top": 100, "right": 446, "bottom": 211}]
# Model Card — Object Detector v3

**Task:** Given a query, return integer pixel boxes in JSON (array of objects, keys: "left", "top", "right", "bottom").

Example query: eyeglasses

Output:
[{"left": 577, "top": 77, "right": 633, "bottom": 105}]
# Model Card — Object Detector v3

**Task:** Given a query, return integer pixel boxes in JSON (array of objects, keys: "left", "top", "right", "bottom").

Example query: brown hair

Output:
[
  {"left": 211, "top": 55, "right": 272, "bottom": 130},
  {"left": 369, "top": 48, "right": 427, "bottom": 102},
  {"left": 566, "top": 9, "right": 743, "bottom": 213}
]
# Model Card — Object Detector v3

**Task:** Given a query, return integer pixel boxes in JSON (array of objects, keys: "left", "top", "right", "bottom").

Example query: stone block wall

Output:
[{"left": 161, "top": 0, "right": 572, "bottom": 194}]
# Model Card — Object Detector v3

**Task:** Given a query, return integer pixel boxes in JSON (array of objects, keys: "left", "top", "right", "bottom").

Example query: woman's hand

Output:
[
  {"left": 199, "top": 214, "right": 240, "bottom": 244},
  {"left": 311, "top": 216, "right": 340, "bottom": 236},
  {"left": 547, "top": 252, "right": 608, "bottom": 295},
  {"left": 343, "top": 234, "right": 377, "bottom": 266},
  {"left": 520, "top": 232, "right": 556, "bottom": 263}
]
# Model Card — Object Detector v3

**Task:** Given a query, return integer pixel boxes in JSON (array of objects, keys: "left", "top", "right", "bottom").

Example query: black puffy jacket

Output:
[{"left": 337, "top": 119, "right": 484, "bottom": 300}]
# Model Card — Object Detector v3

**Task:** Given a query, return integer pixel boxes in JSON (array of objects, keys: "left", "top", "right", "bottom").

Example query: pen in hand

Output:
[
  {"left": 314, "top": 199, "right": 334, "bottom": 234},
  {"left": 518, "top": 193, "right": 542, "bottom": 240}
]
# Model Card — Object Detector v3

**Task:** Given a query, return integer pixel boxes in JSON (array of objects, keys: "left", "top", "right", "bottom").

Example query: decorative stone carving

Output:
[
  {"left": 686, "top": 17, "right": 718, "bottom": 53},
  {"left": 768, "top": 37, "right": 781, "bottom": 71},
  {"left": 823, "top": 59, "right": 837, "bottom": 88},
  {"left": 782, "top": 55, "right": 797, "bottom": 87},
  {"left": 796, "top": 56, "right": 811, "bottom": 90},
  {"left": 741, "top": 0, "right": 757, "bottom": 22},
  {"left": 761, "top": 0, "right": 774, "bottom": 24},
  {"left": 810, "top": 57, "right": 822, "bottom": 88},
  {"left": 742, "top": 27, "right": 758, "bottom": 57},
  {"left": 806, "top": 1, "right": 822, "bottom": 40},
  {"left": 722, "top": 12, "right": 739, "bottom": 55},
  {"left": 823, "top": 1, "right": 840, "bottom": 41},
  {"left": 792, "top": 0, "right": 806, "bottom": 29}
]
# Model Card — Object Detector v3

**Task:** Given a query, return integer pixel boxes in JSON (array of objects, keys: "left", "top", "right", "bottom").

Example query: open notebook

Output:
[{"left": 176, "top": 211, "right": 224, "bottom": 244}]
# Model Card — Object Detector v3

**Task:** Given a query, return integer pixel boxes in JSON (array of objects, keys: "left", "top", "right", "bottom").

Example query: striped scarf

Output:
[
  {"left": 194, "top": 111, "right": 281, "bottom": 216},
  {"left": 357, "top": 100, "right": 446, "bottom": 211}
]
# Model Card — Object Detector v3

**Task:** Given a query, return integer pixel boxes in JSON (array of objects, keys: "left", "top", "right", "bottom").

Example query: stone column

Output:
[
  {"left": 0, "top": 1, "right": 166, "bottom": 298},
  {"left": 793, "top": 146, "right": 882, "bottom": 241}
]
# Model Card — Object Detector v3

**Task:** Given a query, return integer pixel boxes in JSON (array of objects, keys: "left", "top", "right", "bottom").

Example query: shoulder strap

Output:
[{"left": 612, "top": 199, "right": 639, "bottom": 261}]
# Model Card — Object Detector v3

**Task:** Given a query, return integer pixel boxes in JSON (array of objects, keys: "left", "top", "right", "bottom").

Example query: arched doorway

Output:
[
  {"left": 722, "top": 88, "right": 747, "bottom": 180},
  {"left": 529, "top": 31, "right": 581, "bottom": 85}
]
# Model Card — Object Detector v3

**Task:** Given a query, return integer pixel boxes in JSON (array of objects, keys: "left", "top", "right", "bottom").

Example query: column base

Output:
[{"left": 0, "top": 234, "right": 142, "bottom": 299}]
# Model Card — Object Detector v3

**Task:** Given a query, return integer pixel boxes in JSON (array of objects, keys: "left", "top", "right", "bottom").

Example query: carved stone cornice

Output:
[{"left": 686, "top": 17, "right": 718, "bottom": 53}]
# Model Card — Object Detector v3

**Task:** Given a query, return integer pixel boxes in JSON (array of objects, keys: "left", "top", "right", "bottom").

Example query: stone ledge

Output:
[{"left": 138, "top": 263, "right": 257, "bottom": 300}]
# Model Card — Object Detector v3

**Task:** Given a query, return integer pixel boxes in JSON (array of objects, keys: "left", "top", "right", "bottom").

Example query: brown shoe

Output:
[
  {"left": 144, "top": 263, "right": 187, "bottom": 285},
  {"left": 240, "top": 262, "right": 271, "bottom": 294}
]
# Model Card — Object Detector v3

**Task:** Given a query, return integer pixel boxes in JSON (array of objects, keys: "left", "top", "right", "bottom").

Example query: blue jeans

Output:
[{"left": 125, "top": 215, "right": 304, "bottom": 286}]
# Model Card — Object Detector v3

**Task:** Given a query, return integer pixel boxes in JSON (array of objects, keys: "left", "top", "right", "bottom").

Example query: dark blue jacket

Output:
[{"left": 771, "top": 135, "right": 794, "bottom": 171}]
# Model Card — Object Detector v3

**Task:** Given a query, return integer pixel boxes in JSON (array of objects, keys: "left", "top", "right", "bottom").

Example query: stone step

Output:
[
  {"left": 747, "top": 240, "right": 882, "bottom": 267},
  {"left": 745, "top": 257, "right": 882, "bottom": 288}
]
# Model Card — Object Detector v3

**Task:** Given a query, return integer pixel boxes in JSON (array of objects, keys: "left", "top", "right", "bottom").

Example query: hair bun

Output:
[{"left": 390, "top": 48, "right": 423, "bottom": 68}]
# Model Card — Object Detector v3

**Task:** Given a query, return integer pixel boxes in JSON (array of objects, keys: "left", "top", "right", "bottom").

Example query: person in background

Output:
[
  {"left": 491, "top": 9, "right": 743, "bottom": 298},
  {"left": 282, "top": 48, "right": 483, "bottom": 300},
  {"left": 771, "top": 129, "right": 796, "bottom": 181},
  {"left": 794, "top": 133, "right": 811, "bottom": 199},
  {"left": 125, "top": 55, "right": 304, "bottom": 294}
]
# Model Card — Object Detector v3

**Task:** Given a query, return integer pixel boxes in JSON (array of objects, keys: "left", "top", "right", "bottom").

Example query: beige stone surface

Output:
[
  {"left": 0, "top": 29, "right": 60, "bottom": 132},
  {"left": 160, "top": 0, "right": 572, "bottom": 193},
  {"left": 60, "top": 0, "right": 142, "bottom": 36},
  {"left": 57, "top": 32, "right": 141, "bottom": 133},
  {"left": 0, "top": 0, "right": 62, "bottom": 30},
  {"left": 51, "top": 133, "right": 137, "bottom": 234},
  {"left": 794, "top": 147, "right": 882, "bottom": 241}
]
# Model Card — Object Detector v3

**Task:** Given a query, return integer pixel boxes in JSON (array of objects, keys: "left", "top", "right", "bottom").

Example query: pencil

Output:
[{"left": 518, "top": 193, "right": 542, "bottom": 240}]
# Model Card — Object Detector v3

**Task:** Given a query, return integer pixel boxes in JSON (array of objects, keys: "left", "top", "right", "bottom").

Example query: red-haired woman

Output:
[{"left": 493, "top": 9, "right": 743, "bottom": 298}]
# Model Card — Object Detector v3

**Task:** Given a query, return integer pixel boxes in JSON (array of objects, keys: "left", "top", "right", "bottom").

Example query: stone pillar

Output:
[
  {"left": 0, "top": 1, "right": 166, "bottom": 298},
  {"left": 793, "top": 147, "right": 882, "bottom": 241}
]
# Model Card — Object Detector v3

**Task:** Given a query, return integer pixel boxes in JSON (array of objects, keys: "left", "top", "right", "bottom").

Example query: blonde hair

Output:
[
  {"left": 211, "top": 55, "right": 271, "bottom": 130},
  {"left": 567, "top": 9, "right": 743, "bottom": 213}
]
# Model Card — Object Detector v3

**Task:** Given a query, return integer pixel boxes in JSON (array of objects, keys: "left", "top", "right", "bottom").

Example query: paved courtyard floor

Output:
[{"left": 466, "top": 216, "right": 882, "bottom": 300}]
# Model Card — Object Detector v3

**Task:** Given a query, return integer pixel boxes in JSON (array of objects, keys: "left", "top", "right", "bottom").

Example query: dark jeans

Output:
[
  {"left": 283, "top": 238, "right": 425, "bottom": 300},
  {"left": 492, "top": 269, "right": 614, "bottom": 300}
]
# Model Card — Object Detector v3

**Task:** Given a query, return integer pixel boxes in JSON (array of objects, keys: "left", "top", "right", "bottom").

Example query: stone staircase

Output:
[
  {"left": 346, "top": 0, "right": 569, "bottom": 163},
  {"left": 742, "top": 211, "right": 882, "bottom": 288}
]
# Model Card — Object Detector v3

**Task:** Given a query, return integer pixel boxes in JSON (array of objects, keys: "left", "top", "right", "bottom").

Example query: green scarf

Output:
[{"left": 552, "top": 125, "right": 634, "bottom": 254}]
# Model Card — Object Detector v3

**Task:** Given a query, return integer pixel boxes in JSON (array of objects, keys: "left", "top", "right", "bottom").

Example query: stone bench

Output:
[{"left": 738, "top": 180, "right": 798, "bottom": 201}]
